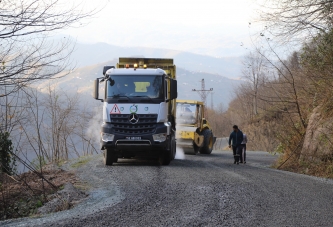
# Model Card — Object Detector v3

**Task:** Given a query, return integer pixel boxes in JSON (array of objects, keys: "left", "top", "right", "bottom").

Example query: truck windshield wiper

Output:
[
  {"left": 112, "top": 95, "right": 133, "bottom": 101},
  {"left": 133, "top": 95, "right": 154, "bottom": 102}
]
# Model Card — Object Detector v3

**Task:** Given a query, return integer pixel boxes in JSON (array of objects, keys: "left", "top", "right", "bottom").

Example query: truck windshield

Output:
[
  {"left": 107, "top": 75, "right": 164, "bottom": 99},
  {"left": 176, "top": 103, "right": 197, "bottom": 125}
]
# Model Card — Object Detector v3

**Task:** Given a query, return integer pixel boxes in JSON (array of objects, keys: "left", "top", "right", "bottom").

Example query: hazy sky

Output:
[{"left": 63, "top": 0, "right": 260, "bottom": 57}]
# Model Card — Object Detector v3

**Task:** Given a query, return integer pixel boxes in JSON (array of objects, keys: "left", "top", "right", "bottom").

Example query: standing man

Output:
[
  {"left": 241, "top": 133, "right": 247, "bottom": 164},
  {"left": 228, "top": 125, "right": 244, "bottom": 165}
]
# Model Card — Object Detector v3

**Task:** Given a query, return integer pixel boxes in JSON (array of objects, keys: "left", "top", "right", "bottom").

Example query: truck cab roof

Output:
[{"left": 106, "top": 68, "right": 166, "bottom": 76}]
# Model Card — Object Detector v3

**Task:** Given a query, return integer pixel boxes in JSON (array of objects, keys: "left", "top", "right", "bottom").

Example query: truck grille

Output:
[{"left": 110, "top": 114, "right": 158, "bottom": 134}]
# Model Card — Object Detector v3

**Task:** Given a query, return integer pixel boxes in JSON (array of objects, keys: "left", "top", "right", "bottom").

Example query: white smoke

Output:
[
  {"left": 175, "top": 146, "right": 185, "bottom": 159},
  {"left": 85, "top": 106, "right": 102, "bottom": 149}
]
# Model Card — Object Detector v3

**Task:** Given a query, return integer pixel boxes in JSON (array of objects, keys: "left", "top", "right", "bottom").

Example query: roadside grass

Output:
[
  {"left": 73, "top": 181, "right": 91, "bottom": 191},
  {"left": 71, "top": 156, "right": 92, "bottom": 169},
  {"left": 274, "top": 155, "right": 333, "bottom": 179},
  {"left": 57, "top": 159, "right": 67, "bottom": 167}
]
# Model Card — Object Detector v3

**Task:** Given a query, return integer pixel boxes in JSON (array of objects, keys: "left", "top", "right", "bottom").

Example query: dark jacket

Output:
[{"left": 229, "top": 130, "right": 244, "bottom": 146}]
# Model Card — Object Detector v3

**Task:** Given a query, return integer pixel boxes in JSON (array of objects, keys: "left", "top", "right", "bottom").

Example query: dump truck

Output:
[
  {"left": 93, "top": 58, "right": 177, "bottom": 165},
  {"left": 176, "top": 100, "right": 215, "bottom": 154}
]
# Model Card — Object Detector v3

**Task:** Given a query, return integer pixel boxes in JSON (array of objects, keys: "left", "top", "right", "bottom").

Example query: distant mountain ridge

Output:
[{"left": 71, "top": 42, "right": 243, "bottom": 79}]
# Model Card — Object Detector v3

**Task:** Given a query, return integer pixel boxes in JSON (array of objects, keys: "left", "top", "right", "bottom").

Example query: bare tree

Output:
[
  {"left": 0, "top": 87, "right": 30, "bottom": 133},
  {"left": 0, "top": 0, "right": 97, "bottom": 96},
  {"left": 241, "top": 50, "right": 267, "bottom": 116},
  {"left": 11, "top": 85, "right": 99, "bottom": 166},
  {"left": 259, "top": 0, "right": 333, "bottom": 39},
  {"left": 205, "top": 104, "right": 232, "bottom": 137}
]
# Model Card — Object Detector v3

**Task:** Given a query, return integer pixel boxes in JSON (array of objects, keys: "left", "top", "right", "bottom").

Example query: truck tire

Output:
[
  {"left": 104, "top": 149, "right": 118, "bottom": 166},
  {"left": 159, "top": 134, "right": 174, "bottom": 165},
  {"left": 199, "top": 129, "right": 213, "bottom": 154},
  {"left": 171, "top": 133, "right": 176, "bottom": 160},
  {"left": 158, "top": 150, "right": 171, "bottom": 165}
]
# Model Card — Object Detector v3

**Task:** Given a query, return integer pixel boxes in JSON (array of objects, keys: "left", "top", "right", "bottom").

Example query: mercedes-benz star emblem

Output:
[{"left": 129, "top": 113, "right": 139, "bottom": 124}]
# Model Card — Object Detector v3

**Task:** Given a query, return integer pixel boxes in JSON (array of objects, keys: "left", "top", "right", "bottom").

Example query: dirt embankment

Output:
[
  {"left": 0, "top": 163, "right": 85, "bottom": 220},
  {"left": 0, "top": 169, "right": 78, "bottom": 220},
  {"left": 293, "top": 106, "right": 333, "bottom": 178},
  {"left": 301, "top": 106, "right": 333, "bottom": 159},
  {"left": 1, "top": 155, "right": 123, "bottom": 227}
]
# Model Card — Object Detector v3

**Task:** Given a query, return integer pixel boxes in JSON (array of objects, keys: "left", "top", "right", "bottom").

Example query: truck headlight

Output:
[
  {"left": 101, "top": 132, "right": 114, "bottom": 142},
  {"left": 153, "top": 133, "right": 167, "bottom": 142}
]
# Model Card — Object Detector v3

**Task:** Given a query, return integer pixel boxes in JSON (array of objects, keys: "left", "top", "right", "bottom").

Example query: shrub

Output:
[{"left": 0, "top": 131, "right": 16, "bottom": 175}]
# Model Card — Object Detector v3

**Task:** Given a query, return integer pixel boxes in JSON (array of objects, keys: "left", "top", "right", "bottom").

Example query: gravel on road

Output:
[{"left": 2, "top": 150, "right": 333, "bottom": 227}]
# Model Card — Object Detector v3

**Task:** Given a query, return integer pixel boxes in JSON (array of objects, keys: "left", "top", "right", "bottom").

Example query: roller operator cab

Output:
[
  {"left": 176, "top": 100, "right": 216, "bottom": 155},
  {"left": 93, "top": 58, "right": 177, "bottom": 166}
]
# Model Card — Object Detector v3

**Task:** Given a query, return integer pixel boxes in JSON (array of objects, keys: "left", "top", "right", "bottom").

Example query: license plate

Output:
[{"left": 126, "top": 136, "right": 141, "bottom": 140}]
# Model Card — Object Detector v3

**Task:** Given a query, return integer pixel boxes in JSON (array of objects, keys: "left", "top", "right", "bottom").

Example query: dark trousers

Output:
[
  {"left": 232, "top": 145, "right": 242, "bottom": 163},
  {"left": 240, "top": 144, "right": 246, "bottom": 162}
]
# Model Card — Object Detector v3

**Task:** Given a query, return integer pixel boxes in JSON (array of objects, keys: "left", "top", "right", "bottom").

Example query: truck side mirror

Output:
[
  {"left": 93, "top": 79, "right": 99, "bottom": 99},
  {"left": 170, "top": 79, "right": 177, "bottom": 100},
  {"left": 103, "top": 66, "right": 115, "bottom": 75},
  {"left": 93, "top": 78, "right": 103, "bottom": 102}
]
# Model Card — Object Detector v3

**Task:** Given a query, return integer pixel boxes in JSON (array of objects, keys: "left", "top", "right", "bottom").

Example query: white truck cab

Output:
[{"left": 93, "top": 58, "right": 177, "bottom": 165}]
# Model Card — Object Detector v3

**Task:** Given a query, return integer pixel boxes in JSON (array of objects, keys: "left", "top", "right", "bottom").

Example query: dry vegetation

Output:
[
  {"left": 0, "top": 168, "right": 78, "bottom": 220},
  {"left": 205, "top": 0, "right": 333, "bottom": 178},
  {"left": 0, "top": 0, "right": 97, "bottom": 220}
]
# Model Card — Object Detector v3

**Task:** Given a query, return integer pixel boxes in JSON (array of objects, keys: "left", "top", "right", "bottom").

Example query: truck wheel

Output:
[
  {"left": 158, "top": 150, "right": 171, "bottom": 165},
  {"left": 199, "top": 129, "right": 213, "bottom": 154},
  {"left": 104, "top": 149, "right": 118, "bottom": 166},
  {"left": 172, "top": 133, "right": 176, "bottom": 160},
  {"left": 158, "top": 135, "right": 174, "bottom": 165},
  {"left": 163, "top": 150, "right": 172, "bottom": 165}
]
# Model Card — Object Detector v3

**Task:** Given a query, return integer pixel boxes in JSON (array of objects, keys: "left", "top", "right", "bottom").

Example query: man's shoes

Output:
[
  {"left": 244, "top": 161, "right": 246, "bottom": 164},
  {"left": 237, "top": 162, "right": 239, "bottom": 165},
  {"left": 234, "top": 161, "right": 236, "bottom": 164},
  {"left": 240, "top": 161, "right": 243, "bottom": 163}
]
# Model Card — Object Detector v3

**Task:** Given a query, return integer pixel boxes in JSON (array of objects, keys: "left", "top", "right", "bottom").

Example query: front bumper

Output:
[{"left": 100, "top": 122, "right": 170, "bottom": 155}]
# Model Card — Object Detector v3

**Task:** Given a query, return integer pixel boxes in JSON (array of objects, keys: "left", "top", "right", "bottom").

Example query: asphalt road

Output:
[{"left": 3, "top": 150, "right": 333, "bottom": 227}]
